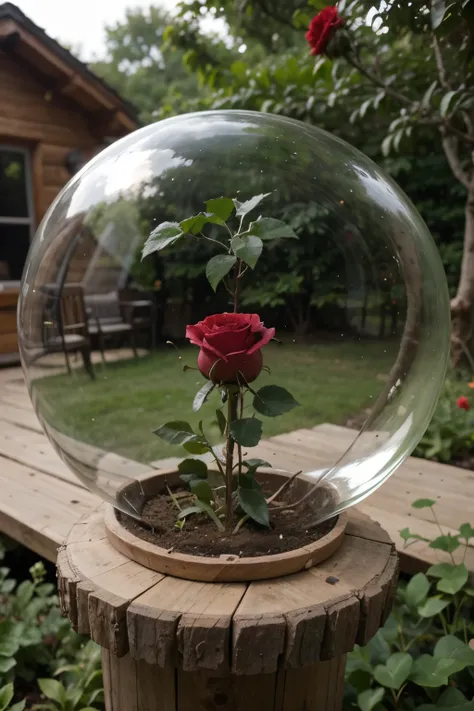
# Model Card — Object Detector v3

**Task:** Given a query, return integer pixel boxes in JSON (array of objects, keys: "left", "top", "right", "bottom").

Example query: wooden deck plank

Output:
[{"left": 0, "top": 367, "right": 472, "bottom": 575}]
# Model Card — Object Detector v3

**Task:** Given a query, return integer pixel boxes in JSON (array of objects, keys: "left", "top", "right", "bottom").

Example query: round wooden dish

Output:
[{"left": 104, "top": 469, "right": 346, "bottom": 583}]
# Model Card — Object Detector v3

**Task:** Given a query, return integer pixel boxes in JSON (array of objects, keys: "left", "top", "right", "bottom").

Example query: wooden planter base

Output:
[
  {"left": 104, "top": 469, "right": 347, "bottom": 582},
  {"left": 57, "top": 504, "right": 398, "bottom": 711}
]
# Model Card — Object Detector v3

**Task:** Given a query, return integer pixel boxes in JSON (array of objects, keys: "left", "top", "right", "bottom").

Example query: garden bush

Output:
[
  {"left": 345, "top": 500, "right": 474, "bottom": 710},
  {"left": 0, "top": 540, "right": 103, "bottom": 710}
]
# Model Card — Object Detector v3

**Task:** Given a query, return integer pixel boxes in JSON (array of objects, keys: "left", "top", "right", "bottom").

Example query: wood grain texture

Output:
[{"left": 58, "top": 505, "right": 398, "bottom": 675}]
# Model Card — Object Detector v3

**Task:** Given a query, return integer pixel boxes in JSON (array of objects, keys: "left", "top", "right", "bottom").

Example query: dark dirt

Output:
[{"left": 118, "top": 484, "right": 337, "bottom": 558}]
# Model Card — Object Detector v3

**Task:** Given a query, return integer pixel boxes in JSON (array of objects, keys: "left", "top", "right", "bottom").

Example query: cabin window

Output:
[{"left": 0, "top": 146, "right": 34, "bottom": 282}]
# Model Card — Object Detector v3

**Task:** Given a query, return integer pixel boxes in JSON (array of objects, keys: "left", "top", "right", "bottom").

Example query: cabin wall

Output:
[{"left": 0, "top": 53, "right": 102, "bottom": 223}]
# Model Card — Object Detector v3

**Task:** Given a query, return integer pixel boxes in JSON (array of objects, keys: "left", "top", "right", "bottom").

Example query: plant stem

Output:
[
  {"left": 225, "top": 387, "right": 238, "bottom": 531},
  {"left": 233, "top": 259, "right": 242, "bottom": 312}
]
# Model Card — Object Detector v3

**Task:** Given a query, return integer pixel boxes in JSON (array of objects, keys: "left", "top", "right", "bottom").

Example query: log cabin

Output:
[{"left": 0, "top": 2, "right": 138, "bottom": 364}]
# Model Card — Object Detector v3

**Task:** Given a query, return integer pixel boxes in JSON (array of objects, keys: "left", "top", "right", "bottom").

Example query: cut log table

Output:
[{"left": 57, "top": 505, "right": 398, "bottom": 711}]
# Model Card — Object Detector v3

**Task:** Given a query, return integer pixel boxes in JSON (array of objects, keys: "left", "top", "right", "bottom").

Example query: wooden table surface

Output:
[{"left": 0, "top": 359, "right": 473, "bottom": 573}]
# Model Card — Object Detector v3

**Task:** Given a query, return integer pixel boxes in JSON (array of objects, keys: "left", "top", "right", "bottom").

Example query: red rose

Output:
[
  {"left": 186, "top": 313, "right": 275, "bottom": 384},
  {"left": 305, "top": 6, "right": 345, "bottom": 56},
  {"left": 457, "top": 396, "right": 470, "bottom": 411}
]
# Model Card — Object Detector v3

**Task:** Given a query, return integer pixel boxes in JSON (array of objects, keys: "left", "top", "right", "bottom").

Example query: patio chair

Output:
[
  {"left": 42, "top": 283, "right": 95, "bottom": 379},
  {"left": 84, "top": 291, "right": 138, "bottom": 363}
]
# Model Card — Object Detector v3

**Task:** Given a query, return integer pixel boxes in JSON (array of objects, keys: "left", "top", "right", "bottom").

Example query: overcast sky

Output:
[{"left": 14, "top": 0, "right": 176, "bottom": 60}]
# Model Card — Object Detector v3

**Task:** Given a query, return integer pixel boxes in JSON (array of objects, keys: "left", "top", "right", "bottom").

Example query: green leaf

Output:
[
  {"left": 400, "top": 528, "right": 429, "bottom": 544},
  {"left": 412, "top": 498, "right": 436, "bottom": 509},
  {"left": 357, "top": 688, "right": 385, "bottom": 711},
  {"left": 381, "top": 134, "right": 392, "bottom": 157},
  {"left": 417, "top": 597, "right": 450, "bottom": 617},
  {"left": 179, "top": 499, "right": 225, "bottom": 531},
  {"left": 405, "top": 572, "right": 430, "bottom": 607},
  {"left": 142, "top": 222, "right": 183, "bottom": 259},
  {"left": 190, "top": 479, "right": 213, "bottom": 504},
  {"left": 38, "top": 679, "right": 67, "bottom": 706},
  {"left": 459, "top": 523, "right": 474, "bottom": 540},
  {"left": 0, "top": 657, "right": 15, "bottom": 674},
  {"left": 9, "top": 702, "right": 26, "bottom": 711},
  {"left": 183, "top": 440, "right": 209, "bottom": 455},
  {"left": 206, "top": 254, "right": 237, "bottom": 291},
  {"left": 205, "top": 197, "right": 234, "bottom": 221},
  {"left": 180, "top": 212, "right": 225, "bottom": 234},
  {"left": 440, "top": 90, "right": 458, "bottom": 117},
  {"left": 0, "top": 683, "right": 14, "bottom": 711},
  {"left": 430, "top": 535, "right": 460, "bottom": 554},
  {"left": 231, "top": 234, "right": 263, "bottom": 269},
  {"left": 246, "top": 217, "right": 298, "bottom": 240},
  {"left": 215, "top": 409, "right": 226, "bottom": 436},
  {"left": 193, "top": 381, "right": 215, "bottom": 412},
  {"left": 153, "top": 421, "right": 197, "bottom": 446},
  {"left": 432, "top": 0, "right": 447, "bottom": 28},
  {"left": 373, "top": 652, "right": 413, "bottom": 690},
  {"left": 238, "top": 475, "right": 269, "bottom": 527},
  {"left": 243, "top": 459, "right": 271, "bottom": 471},
  {"left": 436, "top": 564, "right": 468, "bottom": 594},
  {"left": 178, "top": 459, "right": 208, "bottom": 479},
  {"left": 434, "top": 635, "right": 474, "bottom": 669},
  {"left": 253, "top": 385, "right": 299, "bottom": 417},
  {"left": 410, "top": 653, "right": 463, "bottom": 687},
  {"left": 230, "top": 418, "right": 263, "bottom": 447},
  {"left": 233, "top": 192, "right": 271, "bottom": 218},
  {"left": 0, "top": 621, "right": 21, "bottom": 658}
]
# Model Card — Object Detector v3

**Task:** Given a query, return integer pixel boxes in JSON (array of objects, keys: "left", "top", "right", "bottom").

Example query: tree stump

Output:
[{"left": 57, "top": 505, "right": 398, "bottom": 711}]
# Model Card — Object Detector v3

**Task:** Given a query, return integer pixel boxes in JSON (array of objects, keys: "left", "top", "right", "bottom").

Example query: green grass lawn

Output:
[{"left": 34, "top": 341, "right": 396, "bottom": 464}]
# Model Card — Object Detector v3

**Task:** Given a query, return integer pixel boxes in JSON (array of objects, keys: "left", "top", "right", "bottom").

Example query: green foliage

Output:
[
  {"left": 415, "top": 378, "right": 474, "bottom": 462},
  {"left": 345, "top": 502, "right": 474, "bottom": 711},
  {"left": 0, "top": 551, "right": 103, "bottom": 710}
]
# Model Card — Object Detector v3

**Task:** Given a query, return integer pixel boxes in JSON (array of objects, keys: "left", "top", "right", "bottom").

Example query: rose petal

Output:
[{"left": 247, "top": 326, "right": 275, "bottom": 354}]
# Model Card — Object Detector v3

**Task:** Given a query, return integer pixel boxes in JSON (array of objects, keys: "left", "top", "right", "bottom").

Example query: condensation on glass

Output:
[{"left": 18, "top": 111, "right": 450, "bottom": 525}]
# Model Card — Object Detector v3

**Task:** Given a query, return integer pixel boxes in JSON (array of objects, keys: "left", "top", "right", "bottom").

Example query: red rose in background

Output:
[
  {"left": 457, "top": 396, "right": 470, "bottom": 411},
  {"left": 306, "top": 6, "right": 344, "bottom": 56},
  {"left": 186, "top": 313, "right": 275, "bottom": 384}
]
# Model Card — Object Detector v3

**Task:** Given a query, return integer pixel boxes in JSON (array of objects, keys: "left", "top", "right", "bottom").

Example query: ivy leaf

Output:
[
  {"left": 246, "top": 216, "right": 299, "bottom": 241},
  {"left": 357, "top": 688, "right": 385, "bottom": 711},
  {"left": 206, "top": 254, "right": 237, "bottom": 291},
  {"left": 412, "top": 498, "right": 436, "bottom": 509},
  {"left": 238, "top": 474, "right": 269, "bottom": 527},
  {"left": 230, "top": 418, "right": 263, "bottom": 447},
  {"left": 205, "top": 197, "right": 234, "bottom": 221},
  {"left": 435, "top": 564, "right": 468, "bottom": 595},
  {"left": 434, "top": 634, "right": 474, "bottom": 669},
  {"left": 231, "top": 234, "right": 263, "bottom": 269},
  {"left": 459, "top": 523, "right": 474, "bottom": 541},
  {"left": 410, "top": 654, "right": 463, "bottom": 687},
  {"left": 215, "top": 409, "right": 226, "bottom": 436},
  {"left": 190, "top": 479, "right": 213, "bottom": 504},
  {"left": 429, "top": 535, "right": 460, "bottom": 554},
  {"left": 142, "top": 222, "right": 183, "bottom": 259},
  {"left": 253, "top": 385, "right": 299, "bottom": 417},
  {"left": 417, "top": 597, "right": 450, "bottom": 618},
  {"left": 193, "top": 381, "right": 215, "bottom": 412},
  {"left": 153, "top": 421, "right": 197, "bottom": 446},
  {"left": 405, "top": 572, "right": 430, "bottom": 608},
  {"left": 233, "top": 192, "right": 271, "bottom": 218},
  {"left": 373, "top": 652, "right": 413, "bottom": 690},
  {"left": 178, "top": 459, "right": 208, "bottom": 479}
]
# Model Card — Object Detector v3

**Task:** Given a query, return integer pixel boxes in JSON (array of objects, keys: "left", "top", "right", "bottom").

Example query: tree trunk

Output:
[{"left": 451, "top": 186, "right": 474, "bottom": 366}]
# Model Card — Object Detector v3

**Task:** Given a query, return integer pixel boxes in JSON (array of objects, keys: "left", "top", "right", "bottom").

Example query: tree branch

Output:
[
  {"left": 441, "top": 133, "right": 471, "bottom": 189},
  {"left": 432, "top": 34, "right": 450, "bottom": 90}
]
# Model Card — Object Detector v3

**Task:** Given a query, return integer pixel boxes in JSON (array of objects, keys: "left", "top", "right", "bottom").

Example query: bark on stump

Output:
[{"left": 57, "top": 505, "right": 398, "bottom": 711}]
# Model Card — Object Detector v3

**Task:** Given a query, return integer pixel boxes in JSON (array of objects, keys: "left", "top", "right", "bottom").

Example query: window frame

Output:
[{"left": 0, "top": 144, "right": 35, "bottom": 237}]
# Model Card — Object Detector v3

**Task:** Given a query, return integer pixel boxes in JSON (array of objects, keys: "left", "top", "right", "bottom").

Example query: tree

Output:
[{"left": 171, "top": 0, "right": 474, "bottom": 363}]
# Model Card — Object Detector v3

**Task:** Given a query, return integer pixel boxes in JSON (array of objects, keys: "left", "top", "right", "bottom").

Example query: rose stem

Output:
[
  {"left": 238, "top": 390, "right": 244, "bottom": 476},
  {"left": 225, "top": 387, "right": 239, "bottom": 531},
  {"left": 233, "top": 259, "right": 243, "bottom": 313}
]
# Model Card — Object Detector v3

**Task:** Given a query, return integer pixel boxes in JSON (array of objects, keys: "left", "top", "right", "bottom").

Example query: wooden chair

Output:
[
  {"left": 85, "top": 291, "right": 137, "bottom": 363},
  {"left": 42, "top": 283, "right": 95, "bottom": 379}
]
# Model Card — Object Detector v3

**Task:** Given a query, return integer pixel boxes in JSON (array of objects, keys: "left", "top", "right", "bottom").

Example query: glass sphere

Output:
[{"left": 19, "top": 110, "right": 449, "bottom": 532}]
